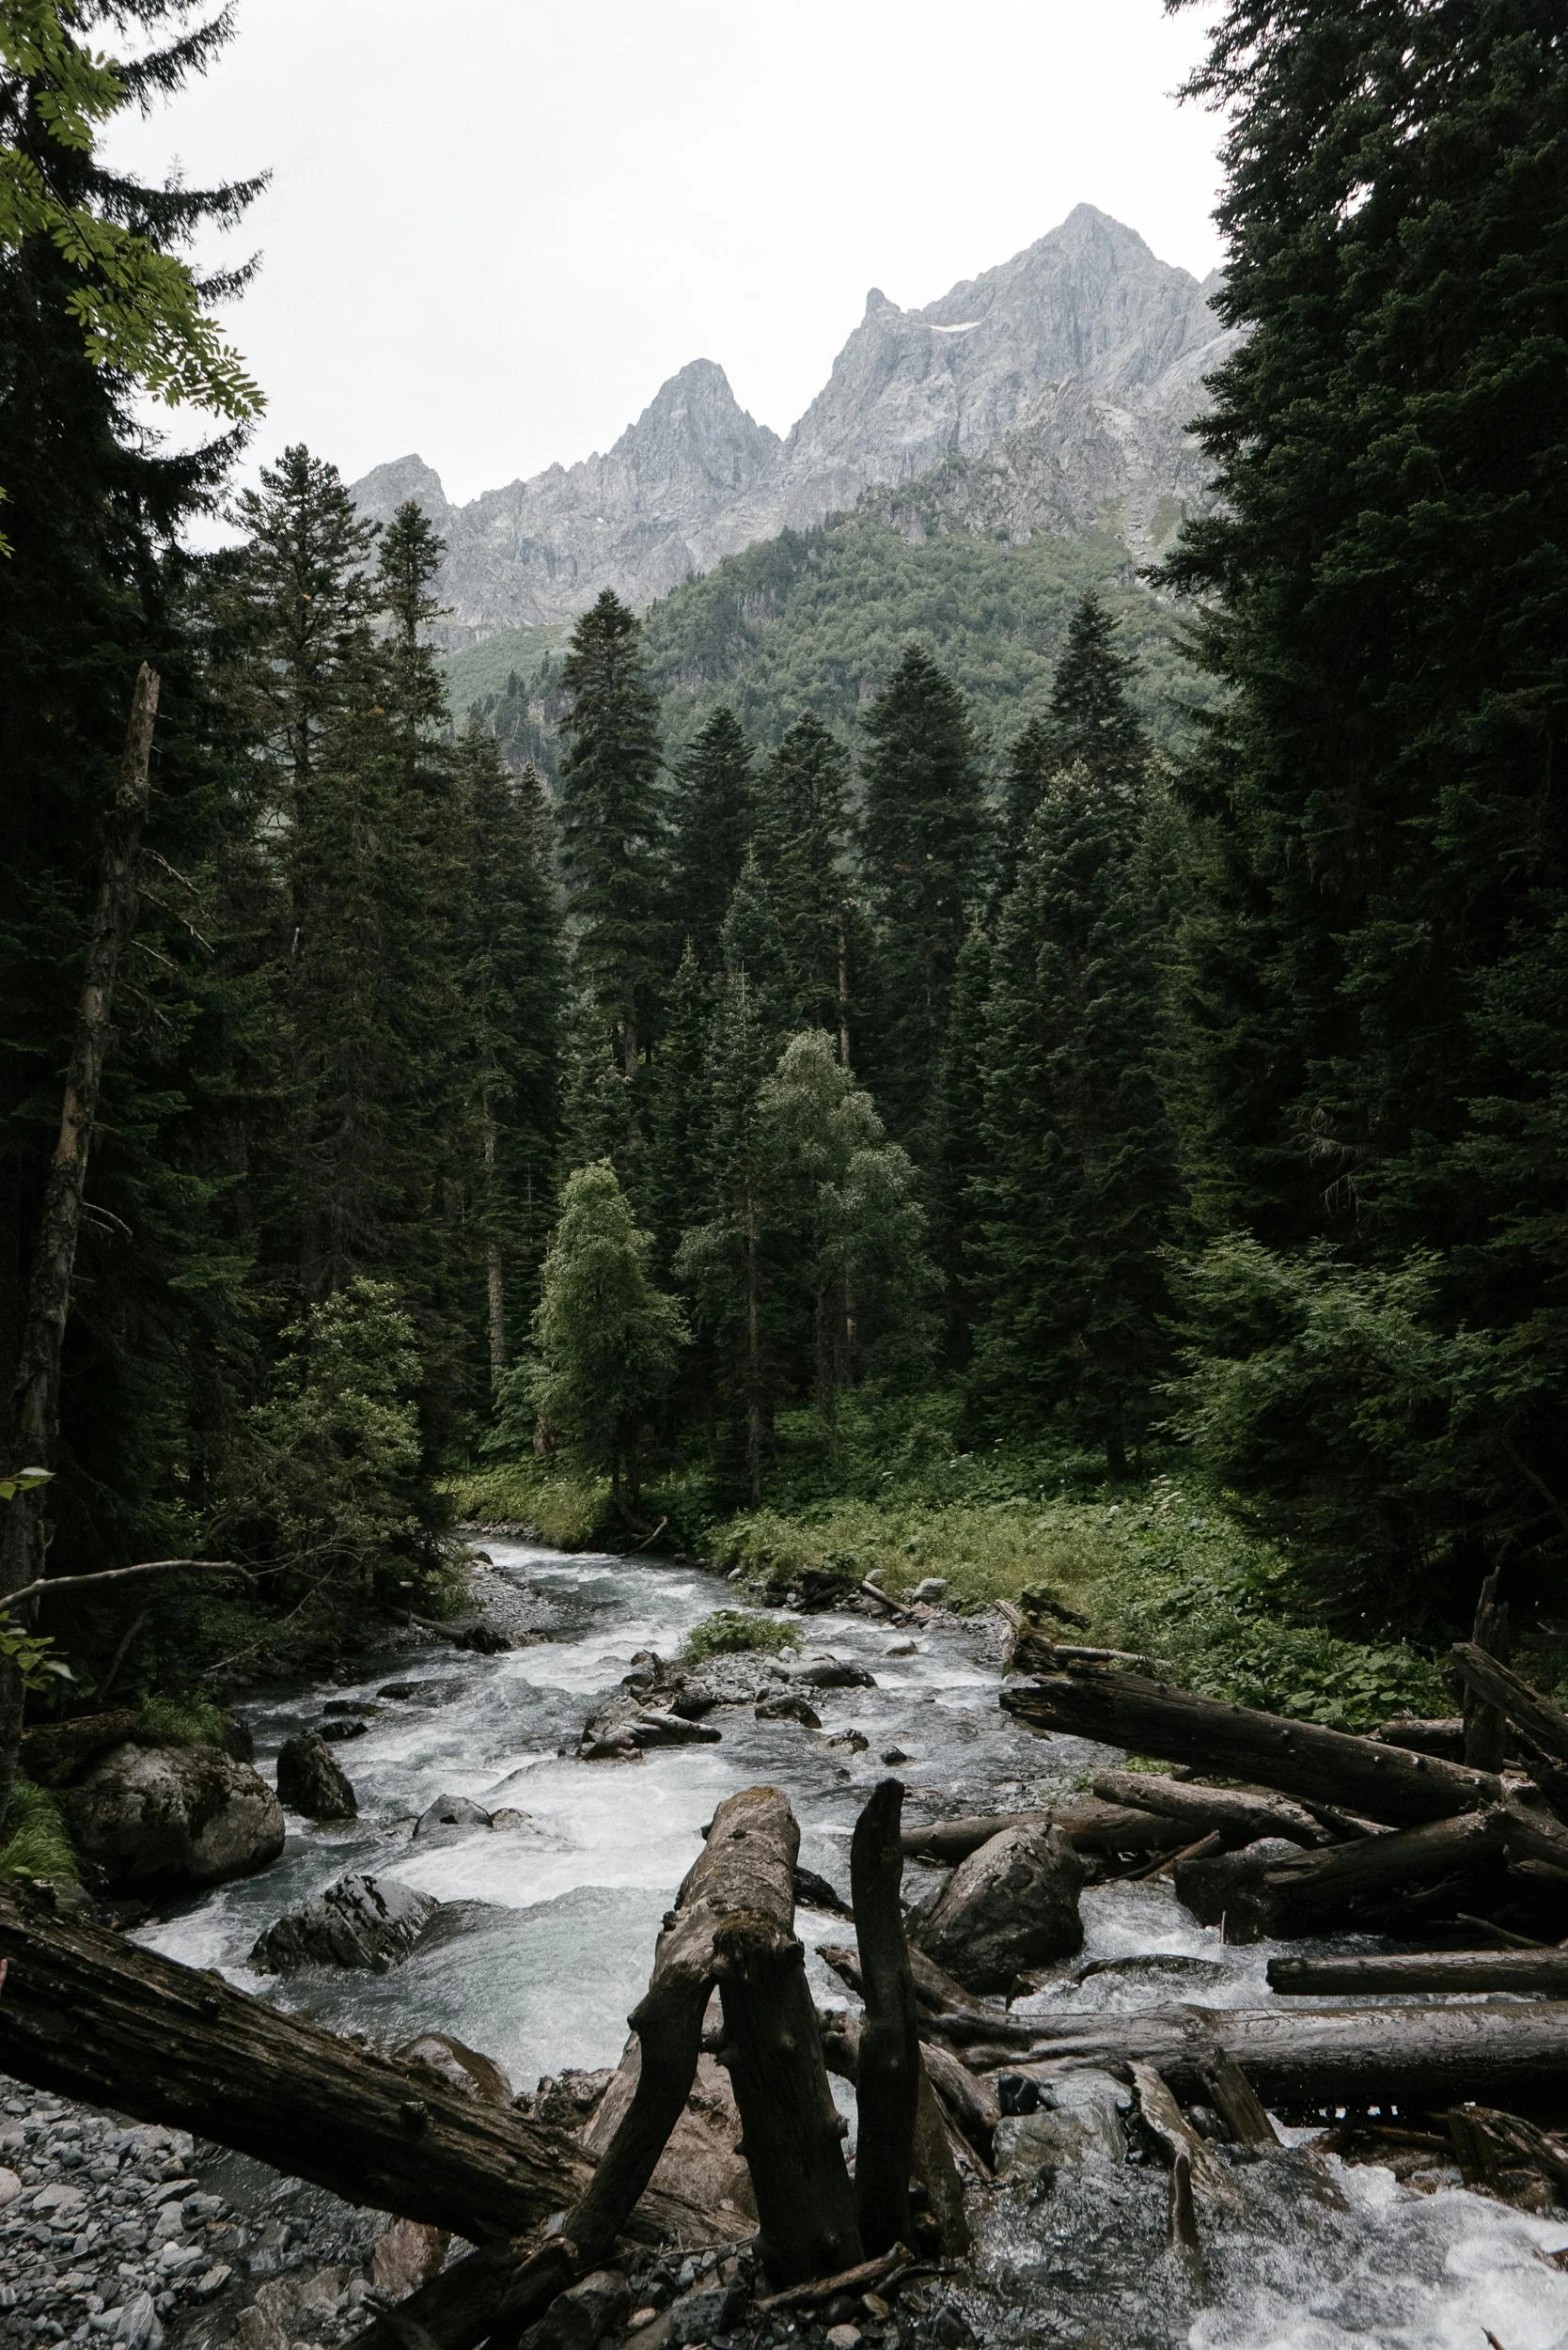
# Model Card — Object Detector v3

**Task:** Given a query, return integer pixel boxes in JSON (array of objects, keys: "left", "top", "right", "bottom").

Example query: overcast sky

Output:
[{"left": 107, "top": 0, "right": 1228, "bottom": 508}]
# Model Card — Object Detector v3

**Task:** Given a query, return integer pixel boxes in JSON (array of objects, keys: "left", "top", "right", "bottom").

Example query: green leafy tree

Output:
[
  {"left": 527, "top": 1160, "right": 687, "bottom": 1512},
  {"left": 859, "top": 645, "right": 989, "bottom": 1153},
  {"left": 667, "top": 703, "right": 754, "bottom": 968},
  {"left": 1162, "top": 0, "right": 1568, "bottom": 1604},
  {"left": 970, "top": 762, "right": 1179, "bottom": 1474},
  {"left": 557, "top": 590, "right": 667, "bottom": 1081}
]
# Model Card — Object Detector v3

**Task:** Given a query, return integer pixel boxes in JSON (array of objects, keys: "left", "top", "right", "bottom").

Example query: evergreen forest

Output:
[{"left": 3, "top": 0, "right": 1566, "bottom": 1839}]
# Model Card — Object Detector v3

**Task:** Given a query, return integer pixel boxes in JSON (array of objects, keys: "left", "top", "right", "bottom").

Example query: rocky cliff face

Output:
[{"left": 353, "top": 207, "right": 1231, "bottom": 644}]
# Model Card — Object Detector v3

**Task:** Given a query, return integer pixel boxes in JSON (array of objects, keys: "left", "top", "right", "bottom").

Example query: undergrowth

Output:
[
  {"left": 680, "top": 1609, "right": 802, "bottom": 1664},
  {"left": 0, "top": 1780, "right": 78, "bottom": 1885}
]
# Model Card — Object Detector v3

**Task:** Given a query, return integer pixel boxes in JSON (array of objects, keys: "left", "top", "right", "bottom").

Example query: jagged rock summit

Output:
[{"left": 353, "top": 206, "right": 1231, "bottom": 643}]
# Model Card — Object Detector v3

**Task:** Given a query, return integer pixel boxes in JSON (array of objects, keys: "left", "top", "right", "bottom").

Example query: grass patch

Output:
[
  {"left": 446, "top": 1459, "right": 610, "bottom": 1550},
  {"left": 0, "top": 1780, "right": 78, "bottom": 1885},
  {"left": 680, "top": 1609, "right": 802, "bottom": 1664},
  {"left": 137, "top": 1693, "right": 230, "bottom": 1747}
]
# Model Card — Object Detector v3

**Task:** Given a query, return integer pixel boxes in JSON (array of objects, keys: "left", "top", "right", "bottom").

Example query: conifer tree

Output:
[
  {"left": 528, "top": 1160, "right": 686, "bottom": 1513},
  {"left": 754, "top": 714, "right": 856, "bottom": 1054},
  {"left": 667, "top": 705, "right": 755, "bottom": 967},
  {"left": 970, "top": 763, "right": 1178, "bottom": 1475},
  {"left": 557, "top": 590, "right": 667, "bottom": 1081},
  {"left": 996, "top": 594, "right": 1150, "bottom": 904},
  {"left": 645, "top": 941, "right": 714, "bottom": 1277},
  {"left": 859, "top": 645, "right": 988, "bottom": 1152},
  {"left": 718, "top": 846, "right": 797, "bottom": 1046},
  {"left": 454, "top": 742, "right": 564, "bottom": 1388},
  {"left": 929, "top": 928, "right": 993, "bottom": 1362}
]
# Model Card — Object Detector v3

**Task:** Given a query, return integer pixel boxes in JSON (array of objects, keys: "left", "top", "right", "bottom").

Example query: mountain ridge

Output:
[{"left": 352, "top": 206, "right": 1231, "bottom": 644}]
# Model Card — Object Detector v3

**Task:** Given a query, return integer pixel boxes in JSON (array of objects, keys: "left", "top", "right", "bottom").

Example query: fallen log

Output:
[
  {"left": 1452, "top": 1643, "right": 1568, "bottom": 1766},
  {"left": 901, "top": 1801, "right": 1184, "bottom": 1867},
  {"left": 1269, "top": 1949, "right": 1568, "bottom": 1997},
  {"left": 819, "top": 1939, "right": 994, "bottom": 2019},
  {"left": 1174, "top": 1811, "right": 1505, "bottom": 1942},
  {"left": 1092, "top": 1769, "right": 1330, "bottom": 1850},
  {"left": 816, "top": 2008, "right": 971, "bottom": 2255},
  {"left": 1199, "top": 2051, "right": 1279, "bottom": 2147},
  {"left": 1446, "top": 2104, "right": 1568, "bottom": 2209},
  {"left": 850, "top": 1780, "right": 921, "bottom": 2256},
  {"left": 1003, "top": 1670, "right": 1502, "bottom": 1826},
  {"left": 1375, "top": 1718, "right": 1466, "bottom": 1760},
  {"left": 975, "top": 2001, "right": 1568, "bottom": 2116},
  {"left": 0, "top": 1884, "right": 585, "bottom": 2243}
]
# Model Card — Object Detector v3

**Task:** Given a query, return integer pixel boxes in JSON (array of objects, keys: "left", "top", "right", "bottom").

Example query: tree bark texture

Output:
[
  {"left": 1451, "top": 1643, "right": 1568, "bottom": 1766},
  {"left": 1002, "top": 1670, "right": 1502, "bottom": 1826},
  {"left": 1462, "top": 1573, "right": 1511, "bottom": 1772},
  {"left": 849, "top": 1780, "right": 920, "bottom": 2257},
  {"left": 716, "top": 1911, "right": 862, "bottom": 2286},
  {"left": 900, "top": 1800, "right": 1185, "bottom": 1867},
  {"left": 1, "top": 665, "right": 159, "bottom": 1822},
  {"left": 0, "top": 1885, "right": 585, "bottom": 2241},
  {"left": 980, "top": 2000, "right": 1568, "bottom": 2116},
  {"left": 1091, "top": 1770, "right": 1330, "bottom": 1850},
  {"left": 1269, "top": 1949, "right": 1568, "bottom": 1997}
]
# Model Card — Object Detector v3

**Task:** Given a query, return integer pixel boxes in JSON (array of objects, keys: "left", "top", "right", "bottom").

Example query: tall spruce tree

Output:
[
  {"left": 860, "top": 645, "right": 988, "bottom": 1153},
  {"left": 454, "top": 743, "right": 564, "bottom": 1389},
  {"left": 667, "top": 705, "right": 755, "bottom": 968},
  {"left": 557, "top": 590, "right": 667, "bottom": 1081},
  {"left": 929, "top": 928, "right": 994, "bottom": 1363},
  {"left": 970, "top": 762, "right": 1178, "bottom": 1475},
  {"left": 997, "top": 593, "right": 1150, "bottom": 903},
  {"left": 754, "top": 714, "right": 857, "bottom": 1055},
  {"left": 1162, "top": 0, "right": 1568, "bottom": 1603}
]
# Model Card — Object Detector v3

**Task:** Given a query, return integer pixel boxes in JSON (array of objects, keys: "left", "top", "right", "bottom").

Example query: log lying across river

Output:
[
  {"left": 0, "top": 1886, "right": 587, "bottom": 2241},
  {"left": 1269, "top": 1950, "right": 1568, "bottom": 1997},
  {"left": 991, "top": 2001, "right": 1568, "bottom": 2116},
  {"left": 1002, "top": 1670, "right": 1503, "bottom": 1826}
]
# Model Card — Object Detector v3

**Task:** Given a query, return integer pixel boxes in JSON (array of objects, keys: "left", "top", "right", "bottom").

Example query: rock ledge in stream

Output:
[
  {"left": 250, "top": 1873, "right": 437, "bottom": 1974},
  {"left": 276, "top": 1732, "right": 357, "bottom": 1822},
  {"left": 63, "top": 1742, "right": 285, "bottom": 1896}
]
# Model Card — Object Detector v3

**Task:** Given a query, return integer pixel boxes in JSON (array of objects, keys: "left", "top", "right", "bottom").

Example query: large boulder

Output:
[
  {"left": 64, "top": 1742, "right": 285, "bottom": 1895},
  {"left": 914, "top": 1821, "right": 1086, "bottom": 1993},
  {"left": 250, "top": 1872, "right": 436, "bottom": 1974},
  {"left": 276, "top": 1731, "right": 357, "bottom": 1821}
]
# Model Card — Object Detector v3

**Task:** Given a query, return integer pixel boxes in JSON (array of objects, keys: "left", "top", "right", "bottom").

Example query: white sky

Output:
[{"left": 108, "top": 0, "right": 1228, "bottom": 508}]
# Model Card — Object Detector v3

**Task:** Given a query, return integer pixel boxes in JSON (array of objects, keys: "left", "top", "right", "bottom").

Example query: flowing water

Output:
[{"left": 140, "top": 1539, "right": 1568, "bottom": 2350}]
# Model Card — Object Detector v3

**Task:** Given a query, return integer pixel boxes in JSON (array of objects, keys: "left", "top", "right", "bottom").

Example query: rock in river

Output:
[
  {"left": 63, "top": 1741, "right": 285, "bottom": 1895},
  {"left": 251, "top": 1872, "right": 437, "bottom": 1973},
  {"left": 276, "top": 1730, "right": 358, "bottom": 1821},
  {"left": 915, "top": 1820, "right": 1086, "bottom": 1993}
]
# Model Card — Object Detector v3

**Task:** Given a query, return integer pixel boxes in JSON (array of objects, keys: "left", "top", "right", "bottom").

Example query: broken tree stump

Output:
[
  {"left": 0, "top": 1884, "right": 584, "bottom": 2242},
  {"left": 850, "top": 1779, "right": 921, "bottom": 2257},
  {"left": 1003, "top": 1668, "right": 1502, "bottom": 1825},
  {"left": 1462, "top": 1572, "right": 1511, "bottom": 1773}
]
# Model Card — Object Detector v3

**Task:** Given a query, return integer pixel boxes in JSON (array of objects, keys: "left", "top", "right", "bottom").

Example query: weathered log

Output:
[
  {"left": 1375, "top": 1718, "right": 1465, "bottom": 1760},
  {"left": 1131, "top": 2059, "right": 1238, "bottom": 2291},
  {"left": 1092, "top": 1769, "right": 1329, "bottom": 1850},
  {"left": 715, "top": 1909, "right": 863, "bottom": 2285},
  {"left": 1003, "top": 1669, "right": 1502, "bottom": 1825},
  {"left": 1452, "top": 1643, "right": 1568, "bottom": 1766},
  {"left": 1462, "top": 1573, "right": 1511, "bottom": 1773},
  {"left": 979, "top": 2001, "right": 1568, "bottom": 2116},
  {"left": 819, "top": 1939, "right": 989, "bottom": 2019},
  {"left": 1174, "top": 1810, "right": 1505, "bottom": 1942},
  {"left": 850, "top": 1780, "right": 921, "bottom": 2256},
  {"left": 1198, "top": 2051, "right": 1279, "bottom": 2147},
  {"left": 917, "top": 2036, "right": 999, "bottom": 2163},
  {"left": 817, "top": 2008, "right": 971, "bottom": 2255},
  {"left": 1446, "top": 2104, "right": 1568, "bottom": 2208},
  {"left": 901, "top": 1801, "right": 1183, "bottom": 1868},
  {"left": 0, "top": 1884, "right": 584, "bottom": 2241},
  {"left": 1269, "top": 1948, "right": 1568, "bottom": 1997},
  {"left": 347, "top": 1787, "right": 806, "bottom": 2350}
]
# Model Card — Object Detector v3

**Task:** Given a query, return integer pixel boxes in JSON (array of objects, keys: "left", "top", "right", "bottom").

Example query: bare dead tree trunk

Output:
[
  {"left": 1, "top": 665, "right": 159, "bottom": 1826},
  {"left": 1463, "top": 1570, "right": 1510, "bottom": 1771},
  {"left": 850, "top": 1780, "right": 920, "bottom": 2256}
]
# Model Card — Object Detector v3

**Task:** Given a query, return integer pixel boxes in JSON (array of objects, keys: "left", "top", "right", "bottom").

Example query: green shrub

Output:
[
  {"left": 0, "top": 1781, "right": 78, "bottom": 1885},
  {"left": 136, "top": 1694, "right": 229, "bottom": 1747},
  {"left": 680, "top": 1609, "right": 802, "bottom": 1664}
]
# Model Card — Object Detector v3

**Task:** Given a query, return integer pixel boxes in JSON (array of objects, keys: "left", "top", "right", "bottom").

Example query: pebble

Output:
[{"left": 826, "top": 2328, "right": 862, "bottom": 2349}]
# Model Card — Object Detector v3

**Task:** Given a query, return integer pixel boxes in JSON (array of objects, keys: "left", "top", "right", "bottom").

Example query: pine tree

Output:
[
  {"left": 667, "top": 705, "right": 755, "bottom": 968},
  {"left": 929, "top": 927, "right": 993, "bottom": 1363},
  {"left": 754, "top": 714, "right": 856, "bottom": 1054},
  {"left": 996, "top": 594, "right": 1150, "bottom": 904},
  {"left": 528, "top": 1161, "right": 686, "bottom": 1513},
  {"left": 557, "top": 590, "right": 667, "bottom": 1081},
  {"left": 645, "top": 941, "right": 714, "bottom": 1278},
  {"left": 718, "top": 846, "right": 797, "bottom": 1046},
  {"left": 859, "top": 645, "right": 989, "bottom": 1153},
  {"left": 454, "top": 741, "right": 564, "bottom": 1389},
  {"left": 969, "top": 763, "right": 1179, "bottom": 1475},
  {"left": 1162, "top": 0, "right": 1568, "bottom": 1599}
]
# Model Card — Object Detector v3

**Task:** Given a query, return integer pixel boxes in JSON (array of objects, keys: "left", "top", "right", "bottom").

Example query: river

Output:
[{"left": 141, "top": 1538, "right": 1568, "bottom": 2350}]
